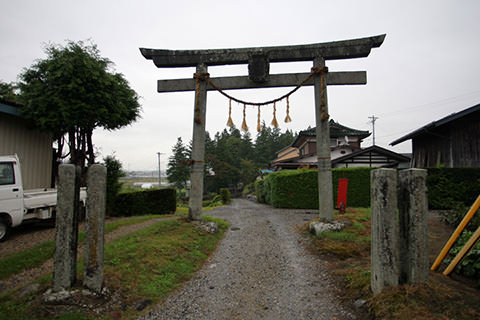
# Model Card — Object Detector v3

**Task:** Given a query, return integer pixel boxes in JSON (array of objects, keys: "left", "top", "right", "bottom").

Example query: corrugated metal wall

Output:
[{"left": 0, "top": 113, "right": 53, "bottom": 189}]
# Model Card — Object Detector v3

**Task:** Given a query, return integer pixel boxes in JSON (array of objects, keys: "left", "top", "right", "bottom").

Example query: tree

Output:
[
  {"left": 0, "top": 81, "right": 19, "bottom": 102},
  {"left": 103, "top": 154, "right": 125, "bottom": 216},
  {"left": 167, "top": 137, "right": 190, "bottom": 189},
  {"left": 17, "top": 40, "right": 141, "bottom": 171}
]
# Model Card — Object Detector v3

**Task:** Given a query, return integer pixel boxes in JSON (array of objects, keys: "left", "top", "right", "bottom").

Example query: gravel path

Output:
[{"left": 139, "top": 199, "right": 355, "bottom": 320}]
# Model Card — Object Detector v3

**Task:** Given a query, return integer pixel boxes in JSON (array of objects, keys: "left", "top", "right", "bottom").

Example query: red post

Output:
[{"left": 337, "top": 178, "right": 348, "bottom": 214}]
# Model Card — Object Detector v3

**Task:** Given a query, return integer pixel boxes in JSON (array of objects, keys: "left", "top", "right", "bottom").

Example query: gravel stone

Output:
[
  {"left": 309, "top": 221, "right": 346, "bottom": 236},
  {"left": 138, "top": 199, "right": 355, "bottom": 320}
]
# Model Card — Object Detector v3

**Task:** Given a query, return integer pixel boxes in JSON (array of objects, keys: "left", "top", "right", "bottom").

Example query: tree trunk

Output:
[
  {"left": 69, "top": 129, "right": 78, "bottom": 165},
  {"left": 86, "top": 128, "right": 95, "bottom": 165}
]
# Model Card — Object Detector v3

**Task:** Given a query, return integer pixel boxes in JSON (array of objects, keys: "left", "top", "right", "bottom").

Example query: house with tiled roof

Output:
[{"left": 272, "top": 119, "right": 410, "bottom": 169}]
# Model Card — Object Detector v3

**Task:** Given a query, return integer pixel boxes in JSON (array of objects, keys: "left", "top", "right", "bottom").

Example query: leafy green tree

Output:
[
  {"left": 167, "top": 137, "right": 190, "bottom": 189},
  {"left": 174, "top": 124, "right": 295, "bottom": 193},
  {"left": 0, "top": 81, "right": 19, "bottom": 102},
  {"left": 17, "top": 40, "right": 141, "bottom": 170},
  {"left": 239, "top": 159, "right": 257, "bottom": 185},
  {"left": 103, "top": 154, "right": 125, "bottom": 216}
]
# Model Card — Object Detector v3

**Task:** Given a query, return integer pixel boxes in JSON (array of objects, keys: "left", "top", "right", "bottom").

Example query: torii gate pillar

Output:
[
  {"left": 140, "top": 34, "right": 385, "bottom": 221},
  {"left": 189, "top": 63, "right": 208, "bottom": 220},
  {"left": 313, "top": 57, "right": 333, "bottom": 220}
]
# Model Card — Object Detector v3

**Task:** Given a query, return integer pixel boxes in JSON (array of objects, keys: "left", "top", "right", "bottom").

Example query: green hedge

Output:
[
  {"left": 269, "top": 169, "right": 318, "bottom": 209},
  {"left": 255, "top": 167, "right": 480, "bottom": 210},
  {"left": 332, "top": 168, "right": 374, "bottom": 208},
  {"left": 256, "top": 168, "right": 373, "bottom": 209},
  {"left": 255, "top": 179, "right": 266, "bottom": 203},
  {"left": 111, "top": 188, "right": 176, "bottom": 217},
  {"left": 426, "top": 168, "right": 480, "bottom": 209}
]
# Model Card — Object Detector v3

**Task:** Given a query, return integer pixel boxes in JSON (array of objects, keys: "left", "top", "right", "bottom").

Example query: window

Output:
[{"left": 0, "top": 162, "right": 15, "bottom": 185}]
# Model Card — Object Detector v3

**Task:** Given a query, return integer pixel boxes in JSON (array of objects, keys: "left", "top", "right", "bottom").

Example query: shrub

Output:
[
  {"left": 103, "top": 155, "right": 125, "bottom": 217},
  {"left": 255, "top": 180, "right": 266, "bottom": 203},
  {"left": 257, "top": 168, "right": 373, "bottom": 209},
  {"left": 111, "top": 188, "right": 176, "bottom": 217},
  {"left": 440, "top": 202, "right": 480, "bottom": 231},
  {"left": 254, "top": 167, "right": 480, "bottom": 211},
  {"left": 219, "top": 188, "right": 231, "bottom": 204},
  {"left": 268, "top": 169, "right": 318, "bottom": 209},
  {"left": 427, "top": 168, "right": 480, "bottom": 209},
  {"left": 444, "top": 230, "right": 480, "bottom": 286},
  {"left": 242, "top": 182, "right": 255, "bottom": 196},
  {"left": 332, "top": 167, "right": 374, "bottom": 208},
  {"left": 202, "top": 193, "right": 222, "bottom": 207}
]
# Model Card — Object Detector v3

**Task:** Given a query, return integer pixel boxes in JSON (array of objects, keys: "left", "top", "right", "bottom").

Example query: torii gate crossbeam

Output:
[{"left": 140, "top": 34, "right": 385, "bottom": 221}]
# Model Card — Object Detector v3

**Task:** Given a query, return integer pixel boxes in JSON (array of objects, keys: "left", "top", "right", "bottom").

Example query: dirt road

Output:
[{"left": 139, "top": 199, "right": 355, "bottom": 320}]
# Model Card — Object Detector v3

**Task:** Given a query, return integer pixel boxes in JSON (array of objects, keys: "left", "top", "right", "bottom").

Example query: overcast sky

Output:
[{"left": 1, "top": 0, "right": 479, "bottom": 171}]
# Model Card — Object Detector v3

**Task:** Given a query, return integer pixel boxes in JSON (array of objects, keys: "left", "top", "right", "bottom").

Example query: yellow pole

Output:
[
  {"left": 443, "top": 225, "right": 480, "bottom": 275},
  {"left": 431, "top": 194, "right": 480, "bottom": 271}
]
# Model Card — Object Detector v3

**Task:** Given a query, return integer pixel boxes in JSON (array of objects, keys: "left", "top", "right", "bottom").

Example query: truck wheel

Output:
[{"left": 0, "top": 218, "right": 10, "bottom": 242}]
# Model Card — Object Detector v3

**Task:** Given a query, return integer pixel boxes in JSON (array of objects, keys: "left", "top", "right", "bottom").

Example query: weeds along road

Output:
[
  {"left": 0, "top": 216, "right": 178, "bottom": 294},
  {"left": 139, "top": 199, "right": 355, "bottom": 320}
]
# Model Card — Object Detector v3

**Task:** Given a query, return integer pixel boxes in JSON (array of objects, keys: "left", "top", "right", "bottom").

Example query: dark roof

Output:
[
  {"left": 291, "top": 119, "right": 370, "bottom": 147},
  {"left": 298, "top": 119, "right": 370, "bottom": 138},
  {"left": 390, "top": 102, "right": 480, "bottom": 146},
  {"left": 0, "top": 99, "right": 22, "bottom": 117},
  {"left": 331, "top": 145, "right": 411, "bottom": 164}
]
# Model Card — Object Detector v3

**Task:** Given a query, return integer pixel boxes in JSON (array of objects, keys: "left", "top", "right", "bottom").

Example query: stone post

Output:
[
  {"left": 189, "top": 63, "right": 208, "bottom": 220},
  {"left": 53, "top": 165, "right": 80, "bottom": 292},
  {"left": 371, "top": 168, "right": 400, "bottom": 294},
  {"left": 313, "top": 57, "right": 333, "bottom": 221},
  {"left": 83, "top": 164, "right": 107, "bottom": 293},
  {"left": 398, "top": 169, "right": 429, "bottom": 284}
]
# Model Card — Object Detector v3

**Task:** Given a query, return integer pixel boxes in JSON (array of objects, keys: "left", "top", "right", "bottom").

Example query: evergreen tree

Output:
[
  {"left": 167, "top": 137, "right": 190, "bottom": 189},
  {"left": 172, "top": 124, "right": 295, "bottom": 193}
]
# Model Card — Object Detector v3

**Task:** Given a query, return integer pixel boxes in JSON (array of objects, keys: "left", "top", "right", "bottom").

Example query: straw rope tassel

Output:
[
  {"left": 257, "top": 106, "right": 261, "bottom": 132},
  {"left": 226, "top": 99, "right": 234, "bottom": 127},
  {"left": 241, "top": 104, "right": 248, "bottom": 131},
  {"left": 284, "top": 96, "right": 292, "bottom": 123},
  {"left": 271, "top": 102, "right": 279, "bottom": 128}
]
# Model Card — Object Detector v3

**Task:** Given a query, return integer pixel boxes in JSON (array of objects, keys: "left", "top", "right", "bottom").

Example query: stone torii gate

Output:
[{"left": 140, "top": 34, "right": 385, "bottom": 221}]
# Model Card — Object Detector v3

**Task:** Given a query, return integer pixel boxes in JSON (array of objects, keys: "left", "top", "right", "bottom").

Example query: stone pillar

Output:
[
  {"left": 83, "top": 164, "right": 107, "bottom": 293},
  {"left": 313, "top": 57, "right": 333, "bottom": 221},
  {"left": 189, "top": 63, "right": 208, "bottom": 220},
  {"left": 53, "top": 165, "right": 80, "bottom": 292},
  {"left": 398, "top": 169, "right": 429, "bottom": 284},
  {"left": 370, "top": 168, "right": 400, "bottom": 294}
]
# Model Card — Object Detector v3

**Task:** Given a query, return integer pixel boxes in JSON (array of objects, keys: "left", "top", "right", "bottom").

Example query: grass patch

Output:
[
  {"left": 0, "top": 240, "right": 55, "bottom": 281},
  {"left": 104, "top": 217, "right": 228, "bottom": 303},
  {"left": 306, "top": 207, "right": 480, "bottom": 319},
  {"left": 0, "top": 215, "right": 165, "bottom": 281},
  {"left": 0, "top": 216, "right": 228, "bottom": 319},
  {"left": 175, "top": 206, "right": 222, "bottom": 215}
]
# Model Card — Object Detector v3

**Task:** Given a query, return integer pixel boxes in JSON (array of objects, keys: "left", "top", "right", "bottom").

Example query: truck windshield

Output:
[{"left": 0, "top": 162, "right": 15, "bottom": 185}]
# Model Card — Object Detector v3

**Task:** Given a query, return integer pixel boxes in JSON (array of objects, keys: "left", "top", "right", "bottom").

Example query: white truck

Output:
[{"left": 0, "top": 154, "right": 85, "bottom": 241}]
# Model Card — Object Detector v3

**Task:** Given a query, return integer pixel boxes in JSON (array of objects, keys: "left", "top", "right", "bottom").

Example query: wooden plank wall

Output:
[
  {"left": 411, "top": 112, "right": 480, "bottom": 168},
  {"left": 0, "top": 114, "right": 53, "bottom": 189}
]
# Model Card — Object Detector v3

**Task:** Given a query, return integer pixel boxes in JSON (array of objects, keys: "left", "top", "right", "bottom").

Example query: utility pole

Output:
[
  {"left": 157, "top": 152, "right": 165, "bottom": 187},
  {"left": 368, "top": 115, "right": 379, "bottom": 145}
]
